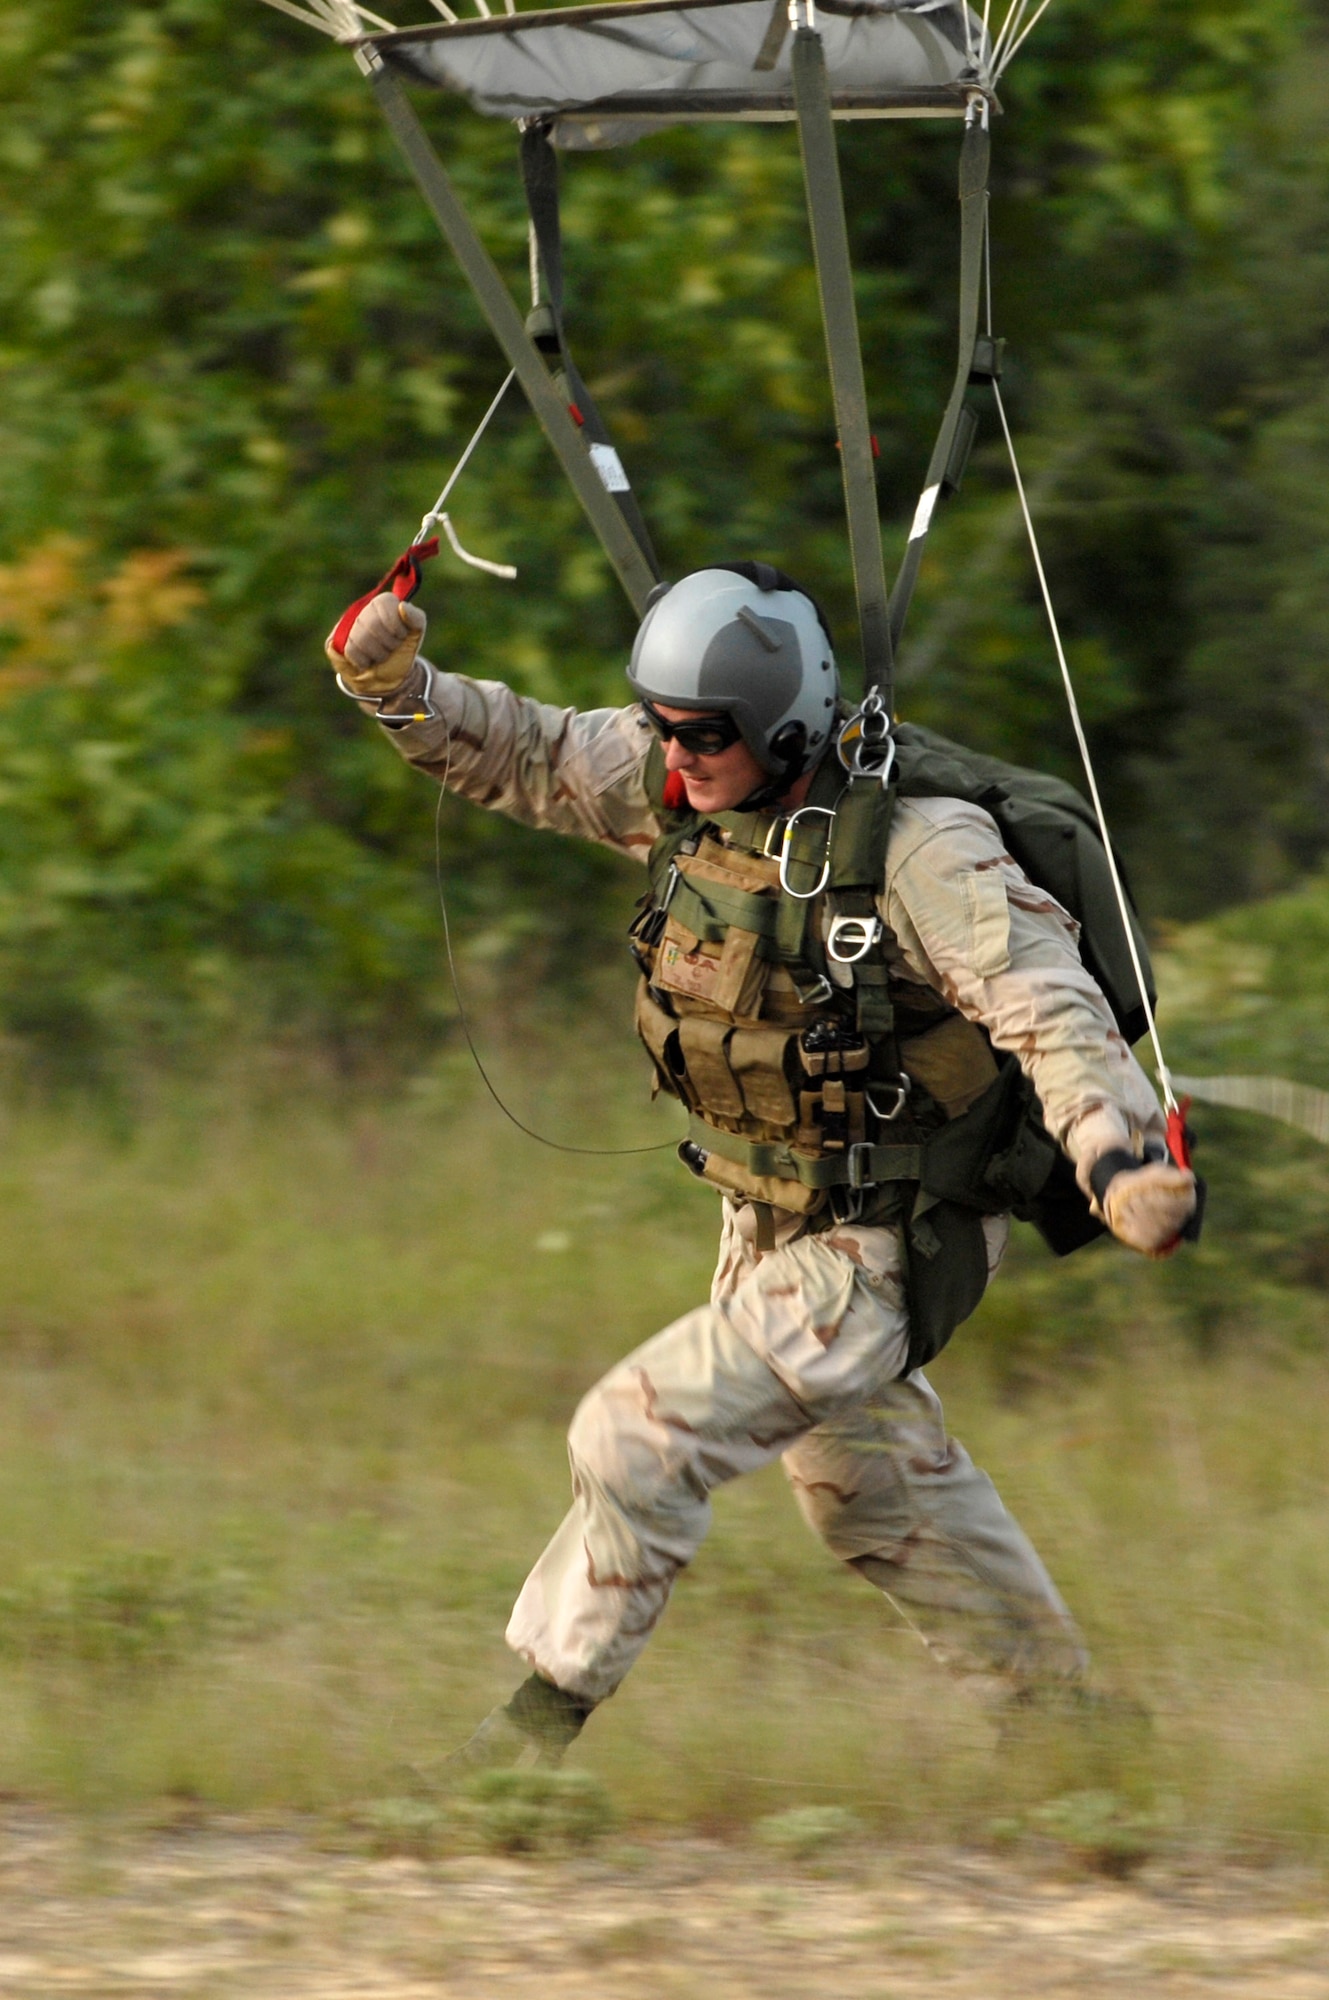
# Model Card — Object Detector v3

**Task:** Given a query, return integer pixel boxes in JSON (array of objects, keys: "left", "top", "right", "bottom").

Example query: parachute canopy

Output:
[{"left": 363, "top": 0, "right": 993, "bottom": 149}]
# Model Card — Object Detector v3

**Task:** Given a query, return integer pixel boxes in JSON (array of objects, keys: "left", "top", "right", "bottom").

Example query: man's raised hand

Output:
[{"left": 326, "top": 591, "right": 426, "bottom": 698}]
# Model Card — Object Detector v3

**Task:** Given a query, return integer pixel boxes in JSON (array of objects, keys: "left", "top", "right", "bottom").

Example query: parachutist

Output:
[{"left": 326, "top": 563, "right": 1195, "bottom": 1769}]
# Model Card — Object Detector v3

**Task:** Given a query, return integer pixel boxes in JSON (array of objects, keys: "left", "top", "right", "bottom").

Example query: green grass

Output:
[{"left": 1, "top": 997, "right": 1329, "bottom": 1862}]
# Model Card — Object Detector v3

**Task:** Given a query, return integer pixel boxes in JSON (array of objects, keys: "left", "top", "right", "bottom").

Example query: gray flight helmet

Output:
[{"left": 626, "top": 564, "right": 839, "bottom": 779}]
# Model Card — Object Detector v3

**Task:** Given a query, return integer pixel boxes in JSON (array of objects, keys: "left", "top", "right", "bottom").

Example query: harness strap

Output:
[
  {"left": 689, "top": 1115, "right": 921, "bottom": 1190},
  {"left": 823, "top": 774, "right": 898, "bottom": 1036},
  {"left": 520, "top": 123, "right": 661, "bottom": 582},
  {"left": 890, "top": 108, "right": 992, "bottom": 652},
  {"left": 791, "top": 25, "right": 893, "bottom": 707}
]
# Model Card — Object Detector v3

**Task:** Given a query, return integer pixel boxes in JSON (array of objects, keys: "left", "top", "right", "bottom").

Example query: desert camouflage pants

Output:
[{"left": 506, "top": 1205, "right": 1088, "bottom": 1706}]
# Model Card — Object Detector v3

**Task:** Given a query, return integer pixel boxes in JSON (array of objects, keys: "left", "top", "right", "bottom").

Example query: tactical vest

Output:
[{"left": 630, "top": 725, "right": 1107, "bottom": 1371}]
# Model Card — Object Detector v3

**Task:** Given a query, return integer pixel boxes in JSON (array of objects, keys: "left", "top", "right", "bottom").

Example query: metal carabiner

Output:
[
  {"left": 835, "top": 689, "right": 897, "bottom": 786},
  {"left": 778, "top": 805, "right": 837, "bottom": 901},
  {"left": 867, "top": 1076, "right": 912, "bottom": 1123}
]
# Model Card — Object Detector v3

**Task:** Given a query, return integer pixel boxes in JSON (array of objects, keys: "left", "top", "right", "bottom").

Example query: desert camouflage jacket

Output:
[{"left": 377, "top": 662, "right": 1166, "bottom": 1191}]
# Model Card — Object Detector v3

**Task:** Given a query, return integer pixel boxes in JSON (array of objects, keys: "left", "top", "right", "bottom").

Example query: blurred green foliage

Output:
[{"left": 0, "top": 0, "right": 1324, "bottom": 1064}]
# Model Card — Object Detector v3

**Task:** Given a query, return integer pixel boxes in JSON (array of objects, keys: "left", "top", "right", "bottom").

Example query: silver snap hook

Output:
[{"left": 778, "top": 805, "right": 836, "bottom": 900}]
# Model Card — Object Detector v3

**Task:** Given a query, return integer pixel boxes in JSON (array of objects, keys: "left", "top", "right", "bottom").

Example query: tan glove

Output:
[
  {"left": 325, "top": 591, "right": 426, "bottom": 698},
  {"left": 1102, "top": 1159, "right": 1197, "bottom": 1258}
]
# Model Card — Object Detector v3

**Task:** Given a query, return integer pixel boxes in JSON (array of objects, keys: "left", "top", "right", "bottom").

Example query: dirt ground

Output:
[{"left": 0, "top": 1814, "right": 1326, "bottom": 1998}]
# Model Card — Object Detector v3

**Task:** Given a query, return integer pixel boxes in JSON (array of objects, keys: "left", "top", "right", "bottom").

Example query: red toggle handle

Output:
[
  {"left": 1166, "top": 1095, "right": 1193, "bottom": 1173},
  {"left": 329, "top": 537, "right": 441, "bottom": 657}
]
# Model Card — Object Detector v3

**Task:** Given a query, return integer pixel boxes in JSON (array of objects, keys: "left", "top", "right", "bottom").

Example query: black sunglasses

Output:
[{"left": 641, "top": 700, "right": 743, "bottom": 758}]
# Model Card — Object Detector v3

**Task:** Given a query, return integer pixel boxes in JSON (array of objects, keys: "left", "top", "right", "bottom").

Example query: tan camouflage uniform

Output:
[{"left": 379, "top": 664, "right": 1166, "bottom": 1704}]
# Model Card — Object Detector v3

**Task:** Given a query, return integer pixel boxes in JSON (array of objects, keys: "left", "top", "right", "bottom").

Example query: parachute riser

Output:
[
  {"left": 890, "top": 98, "right": 992, "bottom": 652},
  {"left": 356, "top": 47, "right": 658, "bottom": 616},
  {"left": 790, "top": 17, "right": 894, "bottom": 714}
]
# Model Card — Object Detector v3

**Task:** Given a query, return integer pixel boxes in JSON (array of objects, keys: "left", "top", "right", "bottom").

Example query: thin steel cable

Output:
[{"left": 991, "top": 381, "right": 1177, "bottom": 1111}]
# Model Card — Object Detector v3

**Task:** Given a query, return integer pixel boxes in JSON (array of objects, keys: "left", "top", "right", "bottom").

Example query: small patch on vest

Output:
[{"left": 658, "top": 937, "right": 720, "bottom": 1002}]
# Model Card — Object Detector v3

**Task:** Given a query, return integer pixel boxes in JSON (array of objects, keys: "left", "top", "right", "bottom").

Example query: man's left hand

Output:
[{"left": 1102, "top": 1160, "right": 1197, "bottom": 1258}]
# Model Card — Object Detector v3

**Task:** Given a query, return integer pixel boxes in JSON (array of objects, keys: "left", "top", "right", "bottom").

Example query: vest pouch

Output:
[
  {"left": 634, "top": 980, "right": 691, "bottom": 1106},
  {"left": 677, "top": 1016, "right": 746, "bottom": 1122},
  {"left": 656, "top": 915, "right": 768, "bottom": 1018},
  {"left": 728, "top": 1025, "right": 799, "bottom": 1128}
]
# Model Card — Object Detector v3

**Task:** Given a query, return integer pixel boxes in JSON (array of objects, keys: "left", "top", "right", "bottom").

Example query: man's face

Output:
[{"left": 650, "top": 702, "right": 769, "bottom": 814}]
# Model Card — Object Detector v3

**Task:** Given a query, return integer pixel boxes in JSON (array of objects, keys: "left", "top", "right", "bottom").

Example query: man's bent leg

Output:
[
  {"left": 784, "top": 1371, "right": 1088, "bottom": 1688},
  {"left": 507, "top": 1213, "right": 916, "bottom": 1706},
  {"left": 506, "top": 1301, "right": 810, "bottom": 1705}
]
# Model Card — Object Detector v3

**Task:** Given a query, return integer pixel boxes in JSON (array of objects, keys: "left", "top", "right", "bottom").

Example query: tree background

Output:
[{"left": 0, "top": 0, "right": 1324, "bottom": 1071}]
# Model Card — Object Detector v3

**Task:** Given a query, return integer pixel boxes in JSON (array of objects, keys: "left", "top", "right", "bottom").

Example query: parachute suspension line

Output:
[
  {"left": 990, "top": 377, "right": 1178, "bottom": 1116},
  {"left": 998, "top": 0, "right": 1055, "bottom": 76},
  {"left": 1172, "top": 1075, "right": 1329, "bottom": 1146},
  {"left": 255, "top": 0, "right": 396, "bottom": 36},
  {"left": 958, "top": 0, "right": 976, "bottom": 72},
  {"left": 438, "top": 512, "right": 517, "bottom": 579},
  {"left": 519, "top": 122, "right": 662, "bottom": 583},
  {"left": 989, "top": 0, "right": 1032, "bottom": 76},
  {"left": 430, "top": 729, "right": 676, "bottom": 1159}
]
